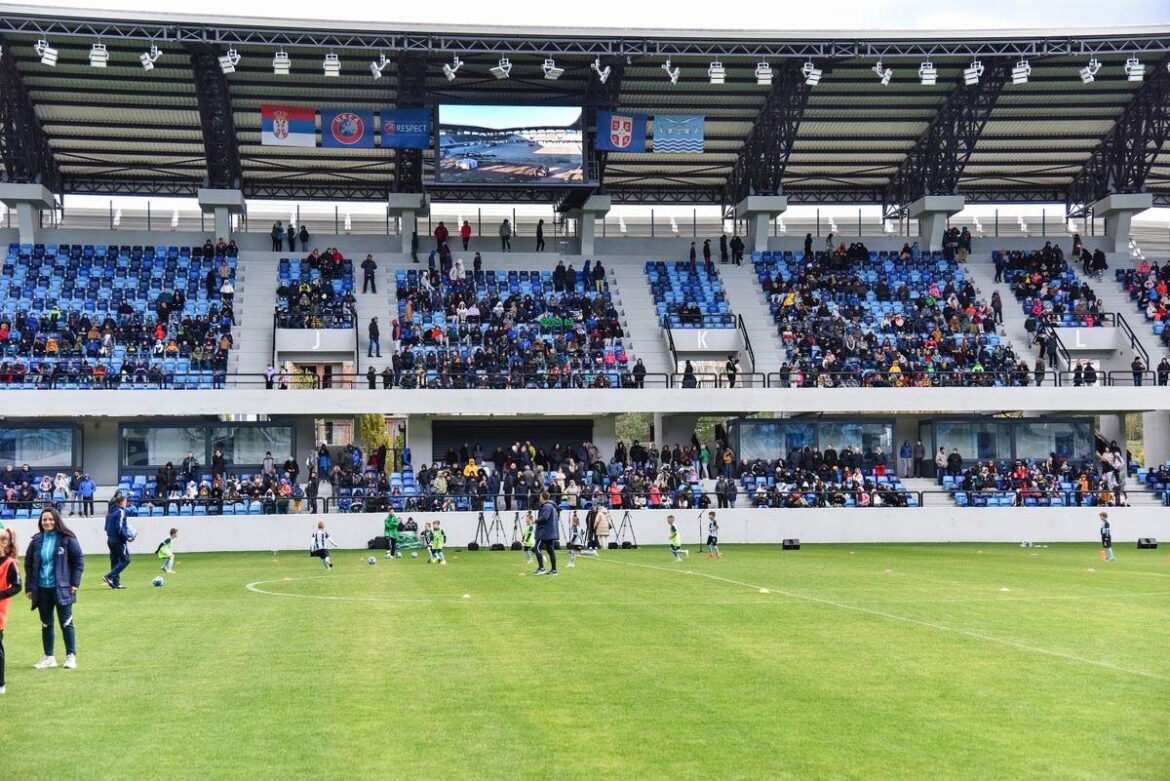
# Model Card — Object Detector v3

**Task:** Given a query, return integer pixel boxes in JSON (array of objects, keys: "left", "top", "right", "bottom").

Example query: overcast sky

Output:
[{"left": 26, "top": 0, "right": 1170, "bottom": 29}]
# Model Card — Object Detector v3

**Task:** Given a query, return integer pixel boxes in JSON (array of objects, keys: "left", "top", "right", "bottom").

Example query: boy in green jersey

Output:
[
  {"left": 667, "top": 515, "right": 688, "bottom": 562},
  {"left": 432, "top": 520, "right": 447, "bottom": 565},
  {"left": 383, "top": 510, "right": 401, "bottom": 559}
]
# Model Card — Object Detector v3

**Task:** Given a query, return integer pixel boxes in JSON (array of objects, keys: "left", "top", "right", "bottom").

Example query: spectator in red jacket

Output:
[
  {"left": 434, "top": 222, "right": 449, "bottom": 249},
  {"left": 460, "top": 220, "right": 472, "bottom": 251}
]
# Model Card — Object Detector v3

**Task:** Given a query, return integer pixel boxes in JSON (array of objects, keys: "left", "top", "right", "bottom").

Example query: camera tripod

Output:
[
  {"left": 615, "top": 509, "right": 638, "bottom": 548},
  {"left": 472, "top": 510, "right": 508, "bottom": 550}
]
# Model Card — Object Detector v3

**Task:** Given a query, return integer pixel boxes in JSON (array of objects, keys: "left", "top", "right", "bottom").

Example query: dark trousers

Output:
[
  {"left": 363, "top": 274, "right": 376, "bottom": 294},
  {"left": 271, "top": 237, "right": 281, "bottom": 251},
  {"left": 913, "top": 457, "right": 924, "bottom": 478},
  {"left": 389, "top": 537, "right": 398, "bottom": 556},
  {"left": 37, "top": 591, "right": 76, "bottom": 657},
  {"left": 501, "top": 236, "right": 511, "bottom": 251},
  {"left": 536, "top": 236, "right": 545, "bottom": 251},
  {"left": 0, "top": 627, "right": 5, "bottom": 686},
  {"left": 533, "top": 539, "right": 557, "bottom": 571},
  {"left": 462, "top": 237, "right": 470, "bottom": 250},
  {"left": 288, "top": 237, "right": 296, "bottom": 252},
  {"left": 82, "top": 498, "right": 94, "bottom": 517},
  {"left": 106, "top": 541, "right": 131, "bottom": 586}
]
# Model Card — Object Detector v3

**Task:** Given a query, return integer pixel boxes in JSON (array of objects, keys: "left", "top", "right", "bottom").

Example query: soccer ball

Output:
[
  {"left": 152, "top": 576, "right": 164, "bottom": 587},
  {"left": 367, "top": 556, "right": 376, "bottom": 566},
  {"left": 410, "top": 551, "right": 418, "bottom": 558}
]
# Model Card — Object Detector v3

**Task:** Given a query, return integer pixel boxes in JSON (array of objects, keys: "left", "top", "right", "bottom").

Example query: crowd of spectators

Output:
[
  {"left": 938, "top": 443, "right": 1130, "bottom": 507},
  {"left": 732, "top": 444, "right": 912, "bottom": 508},
  {"left": 0, "top": 467, "right": 97, "bottom": 518},
  {"left": 1118, "top": 258, "right": 1170, "bottom": 356},
  {"left": 754, "top": 245, "right": 1029, "bottom": 388},
  {"left": 1003, "top": 241, "right": 1104, "bottom": 329},
  {"left": 275, "top": 248, "right": 356, "bottom": 328},
  {"left": 387, "top": 259, "right": 631, "bottom": 389}
]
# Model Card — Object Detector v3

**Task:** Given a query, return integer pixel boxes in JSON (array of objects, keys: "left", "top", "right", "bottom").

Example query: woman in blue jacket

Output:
[{"left": 24, "top": 506, "right": 84, "bottom": 670}]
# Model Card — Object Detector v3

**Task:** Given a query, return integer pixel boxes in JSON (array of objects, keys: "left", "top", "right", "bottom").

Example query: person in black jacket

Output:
[
  {"left": 25, "top": 508, "right": 84, "bottom": 669},
  {"left": 535, "top": 219, "right": 546, "bottom": 252},
  {"left": 361, "top": 254, "right": 378, "bottom": 294},
  {"left": 533, "top": 492, "right": 559, "bottom": 575},
  {"left": 102, "top": 495, "right": 132, "bottom": 590},
  {"left": 368, "top": 317, "right": 381, "bottom": 358}
]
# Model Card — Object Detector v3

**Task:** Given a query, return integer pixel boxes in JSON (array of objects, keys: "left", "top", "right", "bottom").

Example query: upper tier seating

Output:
[
  {"left": 646, "top": 261, "right": 734, "bottom": 328},
  {"left": 1001, "top": 244, "right": 1103, "bottom": 328},
  {"left": 752, "top": 247, "right": 1025, "bottom": 387},
  {"left": 1117, "top": 260, "right": 1170, "bottom": 353},
  {"left": 275, "top": 249, "right": 355, "bottom": 328},
  {"left": 391, "top": 261, "right": 630, "bottom": 389},
  {"left": 0, "top": 242, "right": 234, "bottom": 389}
]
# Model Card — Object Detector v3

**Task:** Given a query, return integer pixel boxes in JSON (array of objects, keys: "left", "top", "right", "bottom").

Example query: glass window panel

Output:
[
  {"left": 0, "top": 428, "right": 76, "bottom": 468},
  {"left": 818, "top": 421, "right": 893, "bottom": 454},
  {"left": 122, "top": 427, "right": 206, "bottom": 469},
  {"left": 934, "top": 420, "right": 1012, "bottom": 463},
  {"left": 1014, "top": 421, "right": 1094, "bottom": 463},
  {"left": 210, "top": 426, "right": 294, "bottom": 466},
  {"left": 736, "top": 421, "right": 785, "bottom": 462}
]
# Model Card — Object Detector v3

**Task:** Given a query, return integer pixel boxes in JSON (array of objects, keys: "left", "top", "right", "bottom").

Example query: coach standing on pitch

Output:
[
  {"left": 103, "top": 495, "right": 132, "bottom": 589},
  {"left": 533, "top": 491, "right": 559, "bottom": 576}
]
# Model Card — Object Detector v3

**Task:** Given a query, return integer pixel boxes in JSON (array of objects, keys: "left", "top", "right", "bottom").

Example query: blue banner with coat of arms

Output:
[
  {"left": 652, "top": 115, "right": 705, "bottom": 153},
  {"left": 596, "top": 111, "right": 648, "bottom": 153}
]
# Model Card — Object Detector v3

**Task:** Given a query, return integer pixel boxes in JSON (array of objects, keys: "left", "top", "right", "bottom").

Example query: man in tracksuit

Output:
[
  {"left": 103, "top": 495, "right": 132, "bottom": 589},
  {"left": 533, "top": 491, "right": 559, "bottom": 576}
]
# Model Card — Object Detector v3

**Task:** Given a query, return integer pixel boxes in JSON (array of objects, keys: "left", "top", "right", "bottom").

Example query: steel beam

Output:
[
  {"left": 881, "top": 61, "right": 1011, "bottom": 218},
  {"left": 0, "top": 39, "right": 62, "bottom": 191},
  {"left": 393, "top": 50, "right": 428, "bottom": 194},
  {"left": 188, "top": 44, "right": 241, "bottom": 189},
  {"left": 1065, "top": 56, "right": 1170, "bottom": 218}
]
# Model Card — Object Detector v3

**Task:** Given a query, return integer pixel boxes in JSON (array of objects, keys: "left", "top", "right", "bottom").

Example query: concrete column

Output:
[
  {"left": 0, "top": 183, "right": 55, "bottom": 245},
  {"left": 734, "top": 195, "right": 788, "bottom": 254},
  {"left": 572, "top": 195, "right": 611, "bottom": 256},
  {"left": 1091, "top": 193, "right": 1154, "bottom": 254},
  {"left": 1142, "top": 412, "right": 1170, "bottom": 469},
  {"left": 405, "top": 414, "right": 433, "bottom": 467},
  {"left": 197, "top": 189, "right": 246, "bottom": 240},
  {"left": 592, "top": 415, "right": 617, "bottom": 461},
  {"left": 908, "top": 195, "right": 965, "bottom": 251},
  {"left": 387, "top": 193, "right": 428, "bottom": 254},
  {"left": 660, "top": 414, "right": 700, "bottom": 450},
  {"left": 1098, "top": 414, "right": 1126, "bottom": 449}
]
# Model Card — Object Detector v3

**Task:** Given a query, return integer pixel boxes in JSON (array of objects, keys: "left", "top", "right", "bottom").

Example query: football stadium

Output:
[{"left": 0, "top": 2, "right": 1168, "bottom": 778}]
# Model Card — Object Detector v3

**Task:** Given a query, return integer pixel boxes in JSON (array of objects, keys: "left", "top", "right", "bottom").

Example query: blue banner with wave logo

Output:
[{"left": 653, "top": 114, "right": 704, "bottom": 153}]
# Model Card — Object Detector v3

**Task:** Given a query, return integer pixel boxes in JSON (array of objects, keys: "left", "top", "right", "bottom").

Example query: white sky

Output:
[{"left": 24, "top": 0, "right": 1170, "bottom": 30}]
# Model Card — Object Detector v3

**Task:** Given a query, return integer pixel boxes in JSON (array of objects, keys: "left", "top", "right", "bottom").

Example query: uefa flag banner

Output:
[
  {"left": 380, "top": 108, "right": 432, "bottom": 149},
  {"left": 321, "top": 110, "right": 375, "bottom": 149},
  {"left": 260, "top": 105, "right": 316, "bottom": 147},
  {"left": 596, "top": 111, "right": 648, "bottom": 153},
  {"left": 653, "top": 114, "right": 705, "bottom": 153}
]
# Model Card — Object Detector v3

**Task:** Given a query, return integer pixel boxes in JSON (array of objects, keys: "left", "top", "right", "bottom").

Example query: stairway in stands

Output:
[
  {"left": 606, "top": 257, "right": 673, "bottom": 377},
  {"left": 718, "top": 262, "right": 785, "bottom": 376},
  {"left": 227, "top": 252, "right": 278, "bottom": 384},
  {"left": 961, "top": 254, "right": 1041, "bottom": 364}
]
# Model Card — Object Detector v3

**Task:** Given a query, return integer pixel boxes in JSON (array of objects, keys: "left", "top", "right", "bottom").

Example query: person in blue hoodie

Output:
[
  {"left": 103, "top": 494, "right": 133, "bottom": 590},
  {"left": 24, "top": 507, "right": 84, "bottom": 670},
  {"left": 78, "top": 474, "right": 97, "bottom": 518}
]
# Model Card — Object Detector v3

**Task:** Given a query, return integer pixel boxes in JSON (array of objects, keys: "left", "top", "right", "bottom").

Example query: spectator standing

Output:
[
  {"left": 632, "top": 358, "right": 647, "bottom": 389},
  {"left": 724, "top": 355, "right": 739, "bottom": 388},
  {"left": 803, "top": 233, "right": 813, "bottom": 257},
  {"left": 271, "top": 220, "right": 284, "bottom": 251},
  {"left": 1157, "top": 357, "right": 1170, "bottom": 386},
  {"left": 703, "top": 239, "right": 713, "bottom": 272},
  {"left": 499, "top": 219, "right": 512, "bottom": 252},
  {"left": 536, "top": 219, "right": 546, "bottom": 252},
  {"left": 368, "top": 317, "right": 381, "bottom": 359},
  {"left": 287, "top": 224, "right": 297, "bottom": 253},
  {"left": 26, "top": 508, "right": 83, "bottom": 670},
  {"left": 730, "top": 235, "right": 744, "bottom": 265},
  {"left": 720, "top": 234, "right": 729, "bottom": 264},
  {"left": 299, "top": 224, "right": 310, "bottom": 249},
  {"left": 1099, "top": 512, "right": 1114, "bottom": 561},
  {"left": 460, "top": 220, "right": 473, "bottom": 251},
  {"left": 593, "top": 504, "right": 611, "bottom": 552},
  {"left": 433, "top": 221, "right": 449, "bottom": 249},
  {"left": 912, "top": 440, "right": 926, "bottom": 478},
  {"left": 1131, "top": 357, "right": 1145, "bottom": 387},
  {"left": 592, "top": 260, "right": 606, "bottom": 294},
  {"left": 410, "top": 231, "right": 420, "bottom": 264},
  {"left": 264, "top": 365, "right": 275, "bottom": 389},
  {"left": 361, "top": 254, "right": 378, "bottom": 294},
  {"left": 102, "top": 495, "right": 132, "bottom": 590},
  {"left": 898, "top": 441, "right": 913, "bottom": 478}
]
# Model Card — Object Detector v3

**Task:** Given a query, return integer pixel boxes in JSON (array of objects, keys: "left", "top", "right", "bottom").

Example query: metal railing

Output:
[{"left": 736, "top": 313, "right": 756, "bottom": 373}]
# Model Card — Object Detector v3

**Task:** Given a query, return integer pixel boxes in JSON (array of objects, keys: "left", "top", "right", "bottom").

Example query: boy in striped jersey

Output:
[
  {"left": 421, "top": 522, "right": 435, "bottom": 563},
  {"left": 567, "top": 516, "right": 583, "bottom": 568},
  {"left": 705, "top": 511, "right": 721, "bottom": 559},
  {"left": 309, "top": 521, "right": 339, "bottom": 569}
]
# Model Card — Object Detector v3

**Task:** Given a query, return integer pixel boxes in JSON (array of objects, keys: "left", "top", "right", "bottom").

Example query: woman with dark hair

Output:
[
  {"left": 0, "top": 526, "right": 22, "bottom": 694},
  {"left": 25, "top": 506, "right": 84, "bottom": 670}
]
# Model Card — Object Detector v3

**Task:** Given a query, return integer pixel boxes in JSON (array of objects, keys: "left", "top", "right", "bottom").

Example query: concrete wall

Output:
[{"left": 5, "top": 506, "right": 1164, "bottom": 555}]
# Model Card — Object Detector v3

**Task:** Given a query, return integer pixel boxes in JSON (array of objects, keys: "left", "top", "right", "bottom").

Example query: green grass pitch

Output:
[{"left": 3, "top": 543, "right": 1168, "bottom": 780}]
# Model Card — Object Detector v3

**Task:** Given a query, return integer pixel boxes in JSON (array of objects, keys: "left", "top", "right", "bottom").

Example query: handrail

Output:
[
  {"left": 269, "top": 310, "right": 278, "bottom": 369},
  {"left": 736, "top": 313, "right": 756, "bottom": 373},
  {"left": 1110, "top": 311, "right": 1150, "bottom": 368},
  {"left": 663, "top": 324, "right": 679, "bottom": 374},
  {"left": 352, "top": 317, "right": 361, "bottom": 376},
  {"left": 763, "top": 368, "right": 1062, "bottom": 388}
]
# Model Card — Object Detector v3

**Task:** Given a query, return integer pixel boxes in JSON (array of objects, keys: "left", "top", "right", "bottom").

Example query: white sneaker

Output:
[
  {"left": 34, "top": 656, "right": 57, "bottom": 669},
  {"left": 384, "top": 552, "right": 394, "bottom": 559},
  {"left": 0, "top": 685, "right": 6, "bottom": 694},
  {"left": 440, "top": 560, "right": 447, "bottom": 566},
  {"left": 63, "top": 654, "right": 77, "bottom": 669}
]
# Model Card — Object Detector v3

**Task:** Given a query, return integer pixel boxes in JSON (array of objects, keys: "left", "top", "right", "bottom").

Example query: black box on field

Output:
[
  {"left": 782, "top": 538, "right": 801, "bottom": 550},
  {"left": 1137, "top": 537, "right": 1158, "bottom": 549}
]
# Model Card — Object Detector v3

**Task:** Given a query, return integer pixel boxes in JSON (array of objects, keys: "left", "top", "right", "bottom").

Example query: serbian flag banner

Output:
[
  {"left": 261, "top": 105, "right": 316, "bottom": 147},
  {"left": 596, "top": 111, "right": 647, "bottom": 153},
  {"left": 321, "top": 110, "right": 375, "bottom": 149}
]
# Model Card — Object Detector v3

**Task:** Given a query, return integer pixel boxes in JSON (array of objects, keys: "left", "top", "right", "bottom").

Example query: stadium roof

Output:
[{"left": 0, "top": 5, "right": 1168, "bottom": 215}]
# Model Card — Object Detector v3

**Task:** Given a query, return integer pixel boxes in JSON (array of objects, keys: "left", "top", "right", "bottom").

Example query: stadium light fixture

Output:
[
  {"left": 707, "top": 61, "right": 725, "bottom": 85},
  {"left": 34, "top": 40, "right": 58, "bottom": 67},
  {"left": 542, "top": 58, "right": 564, "bottom": 80},
  {"left": 89, "top": 42, "right": 109, "bottom": 68},
  {"left": 140, "top": 44, "right": 162, "bottom": 71},
  {"left": 918, "top": 61, "right": 938, "bottom": 85},
  {"left": 442, "top": 55, "right": 462, "bottom": 81},
  {"left": 489, "top": 57, "right": 512, "bottom": 79},
  {"left": 370, "top": 52, "right": 389, "bottom": 79},
  {"left": 963, "top": 60, "right": 984, "bottom": 86},
  {"left": 755, "top": 61, "right": 773, "bottom": 86},
  {"left": 272, "top": 50, "right": 291, "bottom": 76},
  {"left": 592, "top": 57, "right": 611, "bottom": 84},
  {"left": 218, "top": 48, "right": 240, "bottom": 74},
  {"left": 323, "top": 52, "right": 341, "bottom": 77},
  {"left": 1011, "top": 60, "right": 1031, "bottom": 84},
  {"left": 662, "top": 58, "right": 680, "bottom": 85},
  {"left": 1124, "top": 57, "right": 1145, "bottom": 82},
  {"left": 872, "top": 60, "right": 893, "bottom": 86},
  {"left": 1079, "top": 57, "right": 1100, "bottom": 84},
  {"left": 801, "top": 61, "right": 821, "bottom": 86}
]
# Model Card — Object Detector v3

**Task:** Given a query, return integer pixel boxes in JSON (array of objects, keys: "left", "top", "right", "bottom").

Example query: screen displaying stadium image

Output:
[{"left": 437, "top": 104, "right": 584, "bottom": 184}]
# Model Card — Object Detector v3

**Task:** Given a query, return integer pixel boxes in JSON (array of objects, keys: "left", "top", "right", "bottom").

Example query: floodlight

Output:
[
  {"left": 662, "top": 58, "right": 680, "bottom": 85},
  {"left": 918, "top": 61, "right": 937, "bottom": 85},
  {"left": 963, "top": 60, "right": 984, "bottom": 86},
  {"left": 1124, "top": 57, "right": 1145, "bottom": 82},
  {"left": 218, "top": 48, "right": 240, "bottom": 74},
  {"left": 592, "top": 57, "right": 611, "bottom": 84},
  {"left": 89, "top": 42, "right": 108, "bottom": 68},
  {"left": 872, "top": 61, "right": 892, "bottom": 85},
  {"left": 1079, "top": 58, "right": 1100, "bottom": 84},
  {"left": 489, "top": 57, "right": 512, "bottom": 79},
  {"left": 443, "top": 55, "right": 462, "bottom": 81},
  {"left": 542, "top": 58, "right": 564, "bottom": 80},
  {"left": 370, "top": 52, "right": 388, "bottom": 79},
  {"left": 755, "top": 61, "right": 773, "bottom": 86},
  {"left": 140, "top": 44, "right": 162, "bottom": 71},
  {"left": 34, "top": 40, "right": 58, "bottom": 67},
  {"left": 272, "top": 50, "right": 291, "bottom": 76},
  {"left": 707, "top": 61, "right": 725, "bottom": 84},
  {"left": 323, "top": 52, "right": 341, "bottom": 77},
  {"left": 1011, "top": 60, "right": 1031, "bottom": 84},
  {"left": 801, "top": 61, "right": 821, "bottom": 86}
]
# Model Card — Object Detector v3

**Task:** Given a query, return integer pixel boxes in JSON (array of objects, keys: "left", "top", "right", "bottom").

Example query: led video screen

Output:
[{"left": 437, "top": 105, "right": 584, "bottom": 184}]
